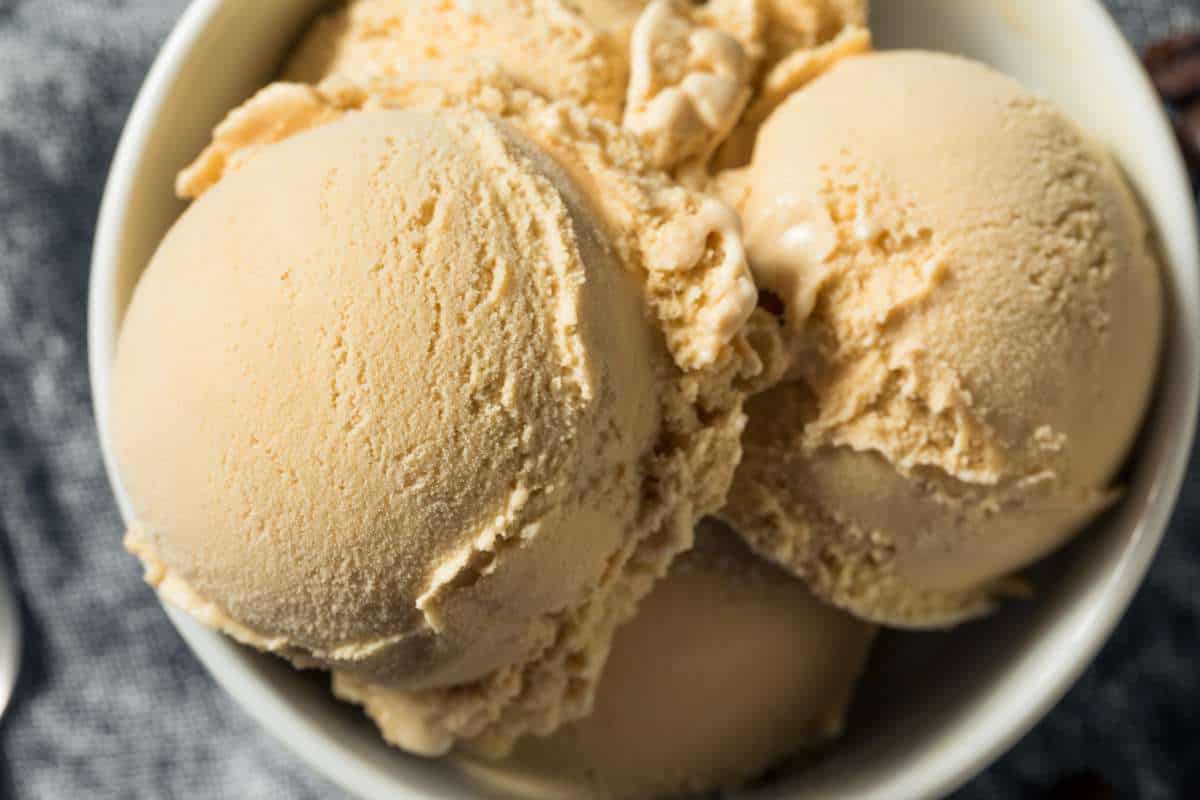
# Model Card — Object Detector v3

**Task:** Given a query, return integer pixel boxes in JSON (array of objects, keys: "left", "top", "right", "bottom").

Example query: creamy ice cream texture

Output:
[
  {"left": 616, "top": 0, "right": 869, "bottom": 173},
  {"left": 116, "top": 94, "right": 770, "bottom": 757},
  {"left": 622, "top": 0, "right": 754, "bottom": 171},
  {"left": 719, "top": 51, "right": 1163, "bottom": 627},
  {"left": 110, "top": 0, "right": 1164, "bottom": 789},
  {"left": 175, "top": 0, "right": 865, "bottom": 188},
  {"left": 283, "top": 0, "right": 630, "bottom": 123},
  {"left": 176, "top": 0, "right": 628, "bottom": 199},
  {"left": 124, "top": 106, "right": 654, "bottom": 679},
  {"left": 277, "top": 0, "right": 868, "bottom": 154},
  {"left": 429, "top": 522, "right": 874, "bottom": 799}
]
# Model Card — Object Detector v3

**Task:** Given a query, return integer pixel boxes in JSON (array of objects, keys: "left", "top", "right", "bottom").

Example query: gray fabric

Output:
[{"left": 0, "top": 1, "right": 1195, "bottom": 798}]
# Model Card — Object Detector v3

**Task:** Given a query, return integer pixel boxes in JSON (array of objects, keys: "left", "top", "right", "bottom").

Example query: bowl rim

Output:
[{"left": 88, "top": 1, "right": 1200, "bottom": 799}]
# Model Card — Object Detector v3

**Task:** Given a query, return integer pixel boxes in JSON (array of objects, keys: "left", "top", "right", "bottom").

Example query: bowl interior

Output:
[{"left": 89, "top": 1, "right": 1200, "bottom": 799}]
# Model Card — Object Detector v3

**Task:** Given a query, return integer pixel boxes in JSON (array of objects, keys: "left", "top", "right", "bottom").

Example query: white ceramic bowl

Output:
[{"left": 89, "top": 1, "right": 1200, "bottom": 798}]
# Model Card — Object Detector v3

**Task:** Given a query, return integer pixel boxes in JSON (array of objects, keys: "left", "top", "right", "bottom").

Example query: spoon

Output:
[{"left": 0, "top": 561, "right": 22, "bottom": 716}]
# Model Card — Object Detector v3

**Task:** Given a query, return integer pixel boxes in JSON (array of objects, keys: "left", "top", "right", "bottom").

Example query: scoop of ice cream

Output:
[
  {"left": 119, "top": 87, "right": 772, "bottom": 753},
  {"left": 119, "top": 107, "right": 663, "bottom": 691},
  {"left": 718, "top": 51, "right": 1163, "bottom": 627},
  {"left": 387, "top": 521, "right": 873, "bottom": 799},
  {"left": 283, "top": 0, "right": 628, "bottom": 123}
]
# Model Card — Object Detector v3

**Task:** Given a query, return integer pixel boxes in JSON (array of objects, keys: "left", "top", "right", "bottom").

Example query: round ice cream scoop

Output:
[
  {"left": 114, "top": 109, "right": 666, "bottom": 703},
  {"left": 433, "top": 521, "right": 875, "bottom": 799},
  {"left": 719, "top": 51, "right": 1163, "bottom": 627}
]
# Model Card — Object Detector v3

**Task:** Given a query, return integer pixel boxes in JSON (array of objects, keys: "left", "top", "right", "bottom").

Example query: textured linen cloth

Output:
[{"left": 0, "top": 1, "right": 1196, "bottom": 798}]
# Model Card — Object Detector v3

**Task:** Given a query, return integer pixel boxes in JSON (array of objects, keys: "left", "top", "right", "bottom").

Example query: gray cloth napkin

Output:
[{"left": 0, "top": 1, "right": 1196, "bottom": 798}]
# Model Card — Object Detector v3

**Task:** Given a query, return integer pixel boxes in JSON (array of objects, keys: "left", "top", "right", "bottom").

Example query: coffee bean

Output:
[
  {"left": 1174, "top": 102, "right": 1200, "bottom": 173},
  {"left": 1144, "top": 32, "right": 1200, "bottom": 179},
  {"left": 1143, "top": 32, "right": 1200, "bottom": 105}
]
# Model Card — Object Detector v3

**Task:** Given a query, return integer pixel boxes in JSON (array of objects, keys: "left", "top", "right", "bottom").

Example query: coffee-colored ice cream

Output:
[
  {"left": 719, "top": 51, "right": 1163, "bottom": 627},
  {"left": 618, "top": 0, "right": 869, "bottom": 172},
  {"left": 440, "top": 522, "right": 876, "bottom": 799},
  {"left": 117, "top": 97, "right": 769, "bottom": 756},
  {"left": 284, "top": 0, "right": 629, "bottom": 123},
  {"left": 110, "top": 0, "right": 1168, "bottom": 790}
]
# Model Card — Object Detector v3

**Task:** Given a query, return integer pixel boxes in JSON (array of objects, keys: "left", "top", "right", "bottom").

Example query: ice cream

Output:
[
  {"left": 718, "top": 51, "right": 1163, "bottom": 627},
  {"left": 757, "top": 0, "right": 868, "bottom": 65},
  {"left": 622, "top": 0, "right": 754, "bottom": 171},
  {"left": 109, "top": 0, "right": 1168, "bottom": 788},
  {"left": 574, "top": 0, "right": 649, "bottom": 34},
  {"left": 618, "top": 0, "right": 869, "bottom": 173},
  {"left": 435, "top": 522, "right": 873, "bottom": 799},
  {"left": 267, "top": 0, "right": 870, "bottom": 178},
  {"left": 283, "top": 0, "right": 630, "bottom": 123},
  {"left": 116, "top": 92, "right": 771, "bottom": 756},
  {"left": 712, "top": 24, "right": 871, "bottom": 170}
]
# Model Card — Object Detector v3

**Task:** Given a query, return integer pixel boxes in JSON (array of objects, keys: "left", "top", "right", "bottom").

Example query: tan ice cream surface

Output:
[
  {"left": 437, "top": 521, "right": 876, "bottom": 799},
  {"left": 574, "top": 0, "right": 649, "bottom": 31},
  {"left": 719, "top": 51, "right": 1163, "bottom": 627},
  {"left": 283, "top": 0, "right": 629, "bottom": 123},
  {"left": 119, "top": 107, "right": 657, "bottom": 733},
  {"left": 758, "top": 0, "right": 867, "bottom": 64},
  {"left": 118, "top": 65, "right": 772, "bottom": 754},
  {"left": 587, "top": 0, "right": 867, "bottom": 62},
  {"left": 275, "top": 0, "right": 869, "bottom": 176},
  {"left": 615, "top": 0, "right": 868, "bottom": 173}
]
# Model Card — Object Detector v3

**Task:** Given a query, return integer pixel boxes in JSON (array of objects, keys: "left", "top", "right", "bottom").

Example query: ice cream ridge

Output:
[{"left": 110, "top": 0, "right": 1165, "bottom": 796}]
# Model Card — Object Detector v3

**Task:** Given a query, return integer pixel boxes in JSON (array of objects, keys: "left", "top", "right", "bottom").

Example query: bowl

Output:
[{"left": 88, "top": 1, "right": 1200, "bottom": 797}]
